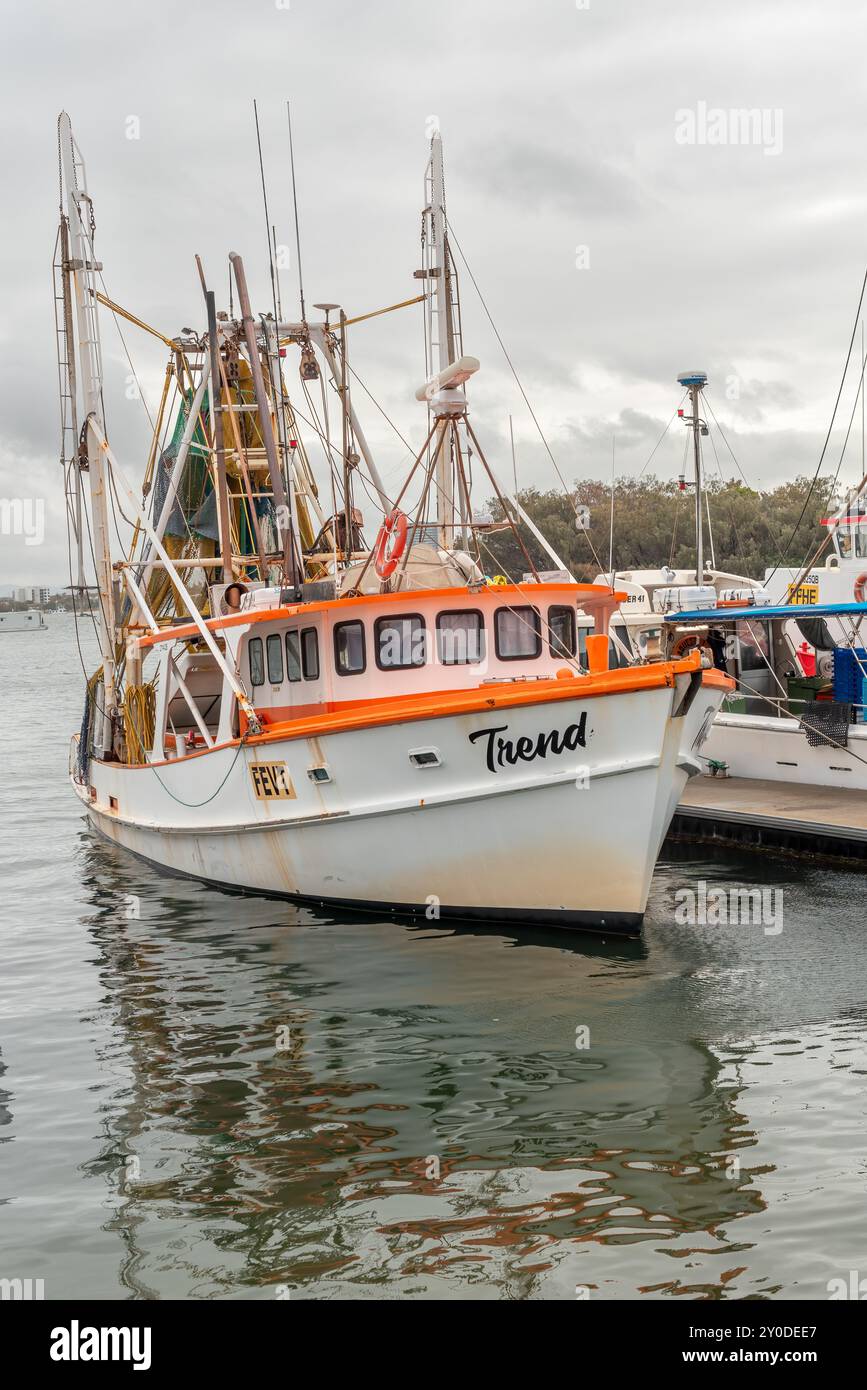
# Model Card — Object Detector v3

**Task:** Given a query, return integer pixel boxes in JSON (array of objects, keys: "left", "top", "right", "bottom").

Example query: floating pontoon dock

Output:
[{"left": 670, "top": 776, "right": 867, "bottom": 865}]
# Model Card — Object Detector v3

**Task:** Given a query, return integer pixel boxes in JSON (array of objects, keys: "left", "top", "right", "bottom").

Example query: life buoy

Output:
[
  {"left": 373, "top": 509, "right": 409, "bottom": 579},
  {"left": 855, "top": 573, "right": 867, "bottom": 602}
]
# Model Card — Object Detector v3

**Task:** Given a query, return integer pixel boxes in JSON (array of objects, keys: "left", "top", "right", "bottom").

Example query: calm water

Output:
[{"left": 1, "top": 615, "right": 866, "bottom": 1300}]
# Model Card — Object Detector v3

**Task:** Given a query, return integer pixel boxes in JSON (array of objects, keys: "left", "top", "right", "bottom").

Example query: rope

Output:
[
  {"left": 123, "top": 682, "right": 157, "bottom": 765},
  {"left": 765, "top": 257, "right": 867, "bottom": 588}
]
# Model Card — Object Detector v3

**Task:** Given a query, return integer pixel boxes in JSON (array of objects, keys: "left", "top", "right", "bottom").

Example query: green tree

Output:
[{"left": 481, "top": 475, "right": 839, "bottom": 582}]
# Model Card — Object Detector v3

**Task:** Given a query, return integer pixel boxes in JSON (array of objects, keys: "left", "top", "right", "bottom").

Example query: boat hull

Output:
[
  {"left": 703, "top": 712, "right": 867, "bottom": 792},
  {"left": 74, "top": 671, "right": 724, "bottom": 935}
]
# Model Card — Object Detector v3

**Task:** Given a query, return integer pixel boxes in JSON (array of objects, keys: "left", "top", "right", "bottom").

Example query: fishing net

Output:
[{"left": 799, "top": 701, "right": 852, "bottom": 748}]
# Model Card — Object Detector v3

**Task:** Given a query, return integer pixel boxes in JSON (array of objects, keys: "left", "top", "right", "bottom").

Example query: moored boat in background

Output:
[{"left": 0, "top": 610, "right": 47, "bottom": 633}]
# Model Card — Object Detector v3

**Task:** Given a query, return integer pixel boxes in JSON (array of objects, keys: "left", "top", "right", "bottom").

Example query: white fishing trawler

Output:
[
  {"left": 593, "top": 372, "right": 867, "bottom": 792},
  {"left": 57, "top": 112, "right": 730, "bottom": 934},
  {"left": 767, "top": 484, "right": 867, "bottom": 612}
]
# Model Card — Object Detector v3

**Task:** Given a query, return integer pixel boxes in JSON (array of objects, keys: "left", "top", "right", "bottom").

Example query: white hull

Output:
[
  {"left": 75, "top": 673, "right": 723, "bottom": 934},
  {"left": 703, "top": 712, "right": 867, "bottom": 792}
]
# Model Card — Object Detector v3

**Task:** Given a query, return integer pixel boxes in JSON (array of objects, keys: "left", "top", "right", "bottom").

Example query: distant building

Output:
[{"left": 13, "top": 586, "right": 51, "bottom": 605}]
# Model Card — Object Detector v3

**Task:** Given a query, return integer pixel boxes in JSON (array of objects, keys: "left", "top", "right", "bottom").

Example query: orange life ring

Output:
[
  {"left": 855, "top": 573, "right": 867, "bottom": 602},
  {"left": 374, "top": 509, "right": 409, "bottom": 579}
]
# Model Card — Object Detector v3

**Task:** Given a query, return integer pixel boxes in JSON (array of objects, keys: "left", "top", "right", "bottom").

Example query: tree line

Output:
[{"left": 481, "top": 475, "right": 839, "bottom": 581}]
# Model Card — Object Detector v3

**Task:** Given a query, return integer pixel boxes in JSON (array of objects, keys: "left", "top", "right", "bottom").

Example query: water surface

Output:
[{"left": 1, "top": 616, "right": 865, "bottom": 1299}]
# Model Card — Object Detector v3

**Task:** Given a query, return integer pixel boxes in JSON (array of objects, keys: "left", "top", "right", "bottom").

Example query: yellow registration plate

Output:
[
  {"left": 250, "top": 762, "right": 296, "bottom": 800},
  {"left": 787, "top": 582, "right": 818, "bottom": 606}
]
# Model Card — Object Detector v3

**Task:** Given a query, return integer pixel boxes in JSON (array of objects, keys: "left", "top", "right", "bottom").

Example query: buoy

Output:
[{"left": 373, "top": 509, "right": 409, "bottom": 580}]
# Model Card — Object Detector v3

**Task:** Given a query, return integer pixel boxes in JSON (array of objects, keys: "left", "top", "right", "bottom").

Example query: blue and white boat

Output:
[{"left": 662, "top": 599, "right": 867, "bottom": 791}]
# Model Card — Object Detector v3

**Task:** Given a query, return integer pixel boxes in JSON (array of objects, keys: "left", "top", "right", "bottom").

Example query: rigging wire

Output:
[
  {"left": 781, "top": 336, "right": 867, "bottom": 584},
  {"left": 254, "top": 100, "right": 280, "bottom": 331},
  {"left": 668, "top": 431, "right": 691, "bottom": 568},
  {"left": 444, "top": 218, "right": 621, "bottom": 586},
  {"left": 286, "top": 100, "right": 307, "bottom": 322},
  {"left": 637, "top": 402, "right": 685, "bottom": 478},
  {"left": 703, "top": 420, "right": 752, "bottom": 579},
  {"left": 764, "top": 257, "right": 867, "bottom": 587},
  {"left": 446, "top": 220, "right": 577, "bottom": 505},
  {"left": 703, "top": 394, "right": 788, "bottom": 569}
]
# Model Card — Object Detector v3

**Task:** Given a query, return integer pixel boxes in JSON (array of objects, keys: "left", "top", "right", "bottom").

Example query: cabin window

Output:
[
  {"left": 266, "top": 633, "right": 284, "bottom": 685},
  {"left": 548, "top": 605, "right": 576, "bottom": 659},
  {"left": 375, "top": 613, "right": 427, "bottom": 669},
  {"left": 494, "top": 606, "right": 541, "bottom": 660},
  {"left": 301, "top": 627, "right": 319, "bottom": 681},
  {"left": 249, "top": 636, "right": 265, "bottom": 687},
  {"left": 436, "top": 610, "right": 485, "bottom": 665},
  {"left": 334, "top": 620, "right": 366, "bottom": 676},
  {"left": 285, "top": 630, "right": 301, "bottom": 682}
]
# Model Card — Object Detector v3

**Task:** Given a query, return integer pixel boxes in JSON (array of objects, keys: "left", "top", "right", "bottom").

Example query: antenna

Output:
[
  {"left": 609, "top": 435, "right": 615, "bottom": 584},
  {"left": 272, "top": 224, "right": 283, "bottom": 321},
  {"left": 253, "top": 103, "right": 302, "bottom": 583},
  {"left": 509, "top": 414, "right": 518, "bottom": 495},
  {"left": 253, "top": 100, "right": 279, "bottom": 322},
  {"left": 286, "top": 100, "right": 307, "bottom": 322}
]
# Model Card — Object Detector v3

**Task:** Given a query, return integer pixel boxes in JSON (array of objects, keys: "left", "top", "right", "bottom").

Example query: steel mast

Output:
[
  {"left": 677, "top": 370, "right": 709, "bottom": 584},
  {"left": 426, "top": 132, "right": 464, "bottom": 549},
  {"left": 59, "top": 112, "right": 117, "bottom": 751}
]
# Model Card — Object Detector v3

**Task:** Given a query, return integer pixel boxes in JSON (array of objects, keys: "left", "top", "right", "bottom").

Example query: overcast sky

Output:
[{"left": 3, "top": 0, "right": 867, "bottom": 586}]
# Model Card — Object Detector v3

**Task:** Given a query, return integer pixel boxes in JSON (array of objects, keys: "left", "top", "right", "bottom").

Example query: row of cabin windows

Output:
[
  {"left": 249, "top": 606, "right": 582, "bottom": 688},
  {"left": 334, "top": 606, "right": 580, "bottom": 674},
  {"left": 249, "top": 628, "right": 319, "bottom": 688},
  {"left": 250, "top": 606, "right": 580, "bottom": 686}
]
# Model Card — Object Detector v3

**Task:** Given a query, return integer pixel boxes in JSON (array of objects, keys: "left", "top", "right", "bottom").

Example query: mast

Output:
[
  {"left": 426, "top": 132, "right": 463, "bottom": 549},
  {"left": 54, "top": 215, "right": 87, "bottom": 591},
  {"left": 203, "top": 287, "right": 233, "bottom": 583},
  {"left": 58, "top": 112, "right": 117, "bottom": 750},
  {"left": 677, "top": 370, "right": 709, "bottom": 583},
  {"left": 230, "top": 252, "right": 299, "bottom": 586}
]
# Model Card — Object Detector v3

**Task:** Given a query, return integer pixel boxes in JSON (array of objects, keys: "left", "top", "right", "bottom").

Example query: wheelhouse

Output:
[{"left": 135, "top": 581, "right": 622, "bottom": 762}]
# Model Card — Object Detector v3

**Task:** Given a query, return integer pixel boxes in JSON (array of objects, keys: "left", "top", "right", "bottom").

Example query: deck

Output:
[{"left": 670, "top": 775, "right": 867, "bottom": 865}]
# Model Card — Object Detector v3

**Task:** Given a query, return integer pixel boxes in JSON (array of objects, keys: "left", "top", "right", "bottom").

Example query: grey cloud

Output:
[{"left": 3, "top": 0, "right": 867, "bottom": 585}]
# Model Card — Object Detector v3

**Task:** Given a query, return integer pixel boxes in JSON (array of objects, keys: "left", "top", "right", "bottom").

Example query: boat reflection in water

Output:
[{"left": 73, "top": 830, "right": 836, "bottom": 1302}]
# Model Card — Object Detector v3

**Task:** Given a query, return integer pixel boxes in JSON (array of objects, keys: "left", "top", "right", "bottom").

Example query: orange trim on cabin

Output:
[
  {"left": 112, "top": 652, "right": 703, "bottom": 769},
  {"left": 136, "top": 582, "right": 629, "bottom": 650},
  {"left": 240, "top": 651, "right": 702, "bottom": 745}
]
